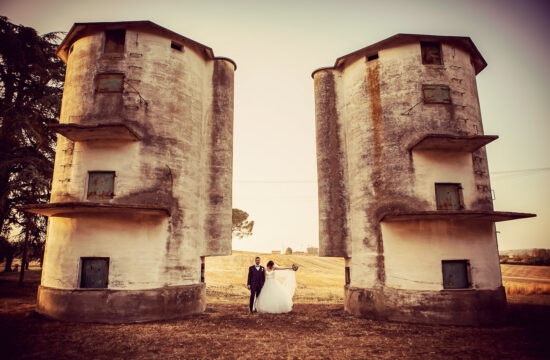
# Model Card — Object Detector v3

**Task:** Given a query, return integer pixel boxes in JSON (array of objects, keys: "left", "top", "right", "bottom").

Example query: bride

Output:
[{"left": 255, "top": 260, "right": 297, "bottom": 313}]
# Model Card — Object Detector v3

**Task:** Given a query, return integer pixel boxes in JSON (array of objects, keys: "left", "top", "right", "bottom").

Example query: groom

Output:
[{"left": 247, "top": 256, "right": 265, "bottom": 313}]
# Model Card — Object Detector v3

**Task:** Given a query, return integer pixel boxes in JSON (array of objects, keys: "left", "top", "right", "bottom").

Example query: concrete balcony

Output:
[
  {"left": 408, "top": 134, "right": 499, "bottom": 152},
  {"left": 50, "top": 122, "right": 140, "bottom": 142},
  {"left": 380, "top": 210, "right": 536, "bottom": 223},
  {"left": 18, "top": 202, "right": 170, "bottom": 217}
]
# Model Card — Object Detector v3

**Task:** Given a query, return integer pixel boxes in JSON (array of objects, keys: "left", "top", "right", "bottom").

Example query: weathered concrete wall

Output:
[
  {"left": 382, "top": 220, "right": 501, "bottom": 290},
  {"left": 41, "top": 23, "right": 234, "bottom": 322},
  {"left": 37, "top": 283, "right": 205, "bottom": 323},
  {"left": 412, "top": 150, "right": 476, "bottom": 208},
  {"left": 344, "top": 286, "right": 506, "bottom": 326},
  {"left": 42, "top": 215, "right": 171, "bottom": 290},
  {"left": 314, "top": 70, "right": 350, "bottom": 258}
]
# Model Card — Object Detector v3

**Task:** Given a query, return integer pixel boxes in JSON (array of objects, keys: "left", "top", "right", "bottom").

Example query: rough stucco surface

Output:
[
  {"left": 344, "top": 285, "right": 506, "bottom": 326},
  {"left": 41, "top": 24, "right": 234, "bottom": 321},
  {"left": 314, "top": 38, "right": 504, "bottom": 324},
  {"left": 37, "top": 283, "right": 205, "bottom": 323}
]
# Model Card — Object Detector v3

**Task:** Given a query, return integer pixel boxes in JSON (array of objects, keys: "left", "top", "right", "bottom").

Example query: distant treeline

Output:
[{"left": 500, "top": 249, "right": 550, "bottom": 266}]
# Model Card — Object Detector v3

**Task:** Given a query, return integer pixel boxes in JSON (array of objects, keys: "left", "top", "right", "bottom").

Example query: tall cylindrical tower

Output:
[
  {"left": 313, "top": 34, "right": 535, "bottom": 325},
  {"left": 21, "top": 21, "right": 235, "bottom": 323}
]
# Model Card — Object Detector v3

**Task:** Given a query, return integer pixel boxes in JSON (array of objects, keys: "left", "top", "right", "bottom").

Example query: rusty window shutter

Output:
[
  {"left": 96, "top": 73, "right": 124, "bottom": 93},
  {"left": 442, "top": 260, "right": 470, "bottom": 289},
  {"left": 80, "top": 257, "right": 109, "bottom": 288},
  {"left": 87, "top": 171, "right": 115, "bottom": 200},
  {"left": 435, "top": 183, "right": 463, "bottom": 210},
  {"left": 104, "top": 29, "right": 125, "bottom": 53},
  {"left": 423, "top": 84, "right": 451, "bottom": 104},
  {"left": 421, "top": 41, "right": 442, "bottom": 65}
]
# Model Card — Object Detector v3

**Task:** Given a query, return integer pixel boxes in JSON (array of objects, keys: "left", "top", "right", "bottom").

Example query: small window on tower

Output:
[
  {"left": 171, "top": 41, "right": 183, "bottom": 51},
  {"left": 367, "top": 53, "right": 379, "bottom": 62},
  {"left": 87, "top": 171, "right": 115, "bottom": 200},
  {"left": 435, "top": 183, "right": 463, "bottom": 210},
  {"left": 442, "top": 260, "right": 470, "bottom": 289},
  {"left": 80, "top": 257, "right": 109, "bottom": 288},
  {"left": 96, "top": 73, "right": 124, "bottom": 93},
  {"left": 104, "top": 29, "right": 126, "bottom": 53},
  {"left": 423, "top": 84, "right": 451, "bottom": 104},
  {"left": 421, "top": 41, "right": 442, "bottom": 65}
]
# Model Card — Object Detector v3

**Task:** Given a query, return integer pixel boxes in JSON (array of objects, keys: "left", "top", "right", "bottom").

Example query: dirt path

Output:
[{"left": 1, "top": 272, "right": 549, "bottom": 359}]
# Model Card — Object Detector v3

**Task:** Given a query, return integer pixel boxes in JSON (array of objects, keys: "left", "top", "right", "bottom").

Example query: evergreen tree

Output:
[{"left": 0, "top": 16, "right": 65, "bottom": 271}]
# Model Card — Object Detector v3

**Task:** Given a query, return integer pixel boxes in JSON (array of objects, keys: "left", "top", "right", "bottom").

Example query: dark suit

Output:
[{"left": 247, "top": 265, "right": 265, "bottom": 312}]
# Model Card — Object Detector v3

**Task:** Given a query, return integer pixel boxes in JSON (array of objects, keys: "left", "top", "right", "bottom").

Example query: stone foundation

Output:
[
  {"left": 344, "top": 285, "right": 506, "bottom": 326},
  {"left": 37, "top": 283, "right": 206, "bottom": 323}
]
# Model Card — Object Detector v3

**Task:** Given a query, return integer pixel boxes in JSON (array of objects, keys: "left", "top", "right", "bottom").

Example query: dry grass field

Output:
[
  {"left": 501, "top": 264, "right": 550, "bottom": 296},
  {"left": 205, "top": 251, "right": 344, "bottom": 304},
  {"left": 1, "top": 254, "right": 549, "bottom": 359}
]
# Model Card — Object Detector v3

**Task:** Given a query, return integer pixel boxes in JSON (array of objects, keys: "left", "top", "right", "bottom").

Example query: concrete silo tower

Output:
[
  {"left": 313, "top": 34, "right": 535, "bottom": 325},
  {"left": 21, "top": 21, "right": 235, "bottom": 323}
]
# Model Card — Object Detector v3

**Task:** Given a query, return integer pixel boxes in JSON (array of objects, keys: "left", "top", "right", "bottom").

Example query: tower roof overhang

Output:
[
  {"left": 312, "top": 33, "right": 487, "bottom": 78},
  {"left": 56, "top": 20, "right": 236, "bottom": 69}
]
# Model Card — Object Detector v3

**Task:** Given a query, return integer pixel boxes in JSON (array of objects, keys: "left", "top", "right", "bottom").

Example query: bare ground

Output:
[{"left": 1, "top": 270, "right": 549, "bottom": 359}]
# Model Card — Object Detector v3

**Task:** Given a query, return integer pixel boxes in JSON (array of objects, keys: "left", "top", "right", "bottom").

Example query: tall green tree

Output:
[
  {"left": 0, "top": 16, "right": 65, "bottom": 271},
  {"left": 232, "top": 208, "right": 254, "bottom": 239}
]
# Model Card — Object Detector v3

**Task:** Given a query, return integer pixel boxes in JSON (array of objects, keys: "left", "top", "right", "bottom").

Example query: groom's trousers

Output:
[{"left": 249, "top": 285, "right": 262, "bottom": 312}]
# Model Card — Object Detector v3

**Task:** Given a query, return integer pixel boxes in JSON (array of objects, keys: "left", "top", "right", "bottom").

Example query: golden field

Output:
[
  {"left": 205, "top": 251, "right": 344, "bottom": 303},
  {"left": 501, "top": 264, "right": 550, "bottom": 296}
]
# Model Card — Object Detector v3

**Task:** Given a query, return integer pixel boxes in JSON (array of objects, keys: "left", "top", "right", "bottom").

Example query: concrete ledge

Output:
[
  {"left": 344, "top": 285, "right": 506, "bottom": 326},
  {"left": 37, "top": 284, "right": 205, "bottom": 323}
]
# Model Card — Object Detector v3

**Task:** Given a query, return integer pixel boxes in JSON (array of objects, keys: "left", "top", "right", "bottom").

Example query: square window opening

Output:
[
  {"left": 80, "top": 257, "right": 109, "bottom": 288},
  {"left": 421, "top": 41, "right": 442, "bottom": 65},
  {"left": 104, "top": 29, "right": 126, "bottom": 53},
  {"left": 95, "top": 73, "right": 124, "bottom": 93},
  {"left": 435, "top": 183, "right": 463, "bottom": 210},
  {"left": 423, "top": 84, "right": 451, "bottom": 104},
  {"left": 367, "top": 53, "right": 379, "bottom": 62},
  {"left": 442, "top": 260, "right": 470, "bottom": 289},
  {"left": 87, "top": 171, "right": 115, "bottom": 200},
  {"left": 171, "top": 41, "right": 183, "bottom": 51},
  {"left": 201, "top": 256, "right": 205, "bottom": 283}
]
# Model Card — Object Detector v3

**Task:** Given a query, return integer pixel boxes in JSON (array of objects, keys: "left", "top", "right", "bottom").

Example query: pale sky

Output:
[{"left": 2, "top": 0, "right": 549, "bottom": 252}]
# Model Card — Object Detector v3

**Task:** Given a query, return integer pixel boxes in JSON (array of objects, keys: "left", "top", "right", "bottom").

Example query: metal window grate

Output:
[
  {"left": 435, "top": 183, "right": 463, "bottom": 210},
  {"left": 87, "top": 171, "right": 115, "bottom": 200},
  {"left": 96, "top": 74, "right": 124, "bottom": 93},
  {"left": 423, "top": 84, "right": 451, "bottom": 104},
  {"left": 80, "top": 257, "right": 109, "bottom": 288},
  {"left": 442, "top": 260, "right": 470, "bottom": 289}
]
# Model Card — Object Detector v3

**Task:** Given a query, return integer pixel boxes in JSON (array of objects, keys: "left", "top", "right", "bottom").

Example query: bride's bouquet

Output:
[{"left": 292, "top": 264, "right": 299, "bottom": 271}]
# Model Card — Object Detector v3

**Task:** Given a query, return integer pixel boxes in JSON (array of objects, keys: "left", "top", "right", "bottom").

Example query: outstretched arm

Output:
[{"left": 273, "top": 265, "right": 291, "bottom": 270}]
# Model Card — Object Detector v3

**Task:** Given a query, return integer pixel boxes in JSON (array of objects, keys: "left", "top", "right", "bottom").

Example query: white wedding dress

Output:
[{"left": 254, "top": 269, "right": 296, "bottom": 313}]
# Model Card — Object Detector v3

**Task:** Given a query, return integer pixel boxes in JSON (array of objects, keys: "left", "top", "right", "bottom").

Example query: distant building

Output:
[
  {"left": 313, "top": 34, "right": 535, "bottom": 325},
  {"left": 20, "top": 21, "right": 236, "bottom": 323},
  {"left": 294, "top": 251, "right": 305, "bottom": 255},
  {"left": 272, "top": 250, "right": 281, "bottom": 254},
  {"left": 307, "top": 247, "right": 319, "bottom": 255}
]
